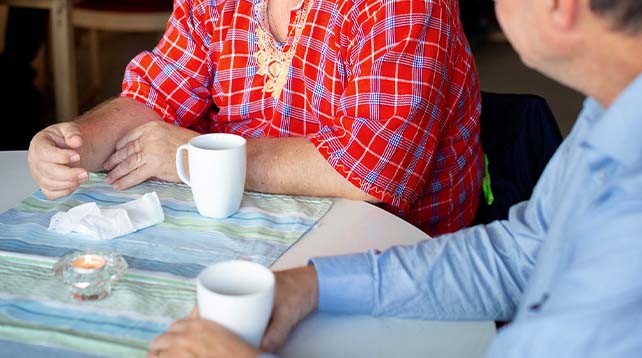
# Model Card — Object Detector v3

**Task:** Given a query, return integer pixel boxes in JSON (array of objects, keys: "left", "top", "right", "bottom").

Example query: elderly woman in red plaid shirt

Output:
[{"left": 29, "top": 0, "right": 482, "bottom": 235}]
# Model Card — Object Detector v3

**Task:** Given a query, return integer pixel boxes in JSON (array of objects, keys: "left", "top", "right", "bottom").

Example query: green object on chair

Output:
[{"left": 482, "top": 153, "right": 494, "bottom": 206}]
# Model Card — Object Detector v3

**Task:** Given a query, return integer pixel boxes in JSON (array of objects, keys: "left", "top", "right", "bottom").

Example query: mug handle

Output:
[{"left": 175, "top": 144, "right": 191, "bottom": 186}]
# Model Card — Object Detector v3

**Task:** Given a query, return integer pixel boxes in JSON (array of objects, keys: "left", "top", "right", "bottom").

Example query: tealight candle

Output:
[
  {"left": 54, "top": 251, "right": 128, "bottom": 301},
  {"left": 72, "top": 254, "right": 107, "bottom": 273}
]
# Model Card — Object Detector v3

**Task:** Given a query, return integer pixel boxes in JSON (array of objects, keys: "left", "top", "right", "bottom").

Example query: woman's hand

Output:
[
  {"left": 28, "top": 122, "right": 88, "bottom": 200},
  {"left": 102, "top": 120, "right": 198, "bottom": 190}
]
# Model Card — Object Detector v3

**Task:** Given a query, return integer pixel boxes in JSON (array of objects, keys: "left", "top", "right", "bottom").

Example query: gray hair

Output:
[{"left": 590, "top": 0, "right": 642, "bottom": 34}]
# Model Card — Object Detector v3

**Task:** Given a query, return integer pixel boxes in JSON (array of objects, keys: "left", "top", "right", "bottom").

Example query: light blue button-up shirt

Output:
[{"left": 311, "top": 73, "right": 642, "bottom": 357}]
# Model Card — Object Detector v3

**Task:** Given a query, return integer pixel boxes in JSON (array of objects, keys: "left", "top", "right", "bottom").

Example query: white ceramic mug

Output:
[
  {"left": 175, "top": 133, "right": 246, "bottom": 218},
  {"left": 196, "top": 260, "right": 275, "bottom": 347}
]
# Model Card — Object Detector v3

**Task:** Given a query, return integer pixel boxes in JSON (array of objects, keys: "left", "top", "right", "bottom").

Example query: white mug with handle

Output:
[{"left": 175, "top": 133, "right": 246, "bottom": 218}]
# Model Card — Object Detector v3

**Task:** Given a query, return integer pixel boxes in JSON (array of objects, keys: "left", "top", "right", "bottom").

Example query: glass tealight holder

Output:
[{"left": 53, "top": 251, "right": 128, "bottom": 301}]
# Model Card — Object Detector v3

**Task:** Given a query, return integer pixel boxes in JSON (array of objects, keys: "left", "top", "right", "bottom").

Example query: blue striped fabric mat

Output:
[{"left": 0, "top": 173, "right": 332, "bottom": 356}]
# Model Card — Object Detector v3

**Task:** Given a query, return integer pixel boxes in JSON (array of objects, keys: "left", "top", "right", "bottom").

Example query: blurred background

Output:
[{"left": 0, "top": 0, "right": 584, "bottom": 151}]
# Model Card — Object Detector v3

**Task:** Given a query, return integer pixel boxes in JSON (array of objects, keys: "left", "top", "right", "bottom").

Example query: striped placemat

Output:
[{"left": 0, "top": 173, "right": 332, "bottom": 356}]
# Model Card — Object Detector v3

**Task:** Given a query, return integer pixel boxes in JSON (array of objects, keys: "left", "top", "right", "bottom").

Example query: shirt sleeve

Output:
[
  {"left": 312, "top": 198, "right": 545, "bottom": 321},
  {"left": 310, "top": 0, "right": 473, "bottom": 211},
  {"left": 486, "top": 173, "right": 642, "bottom": 357},
  {"left": 121, "top": 0, "right": 215, "bottom": 129}
]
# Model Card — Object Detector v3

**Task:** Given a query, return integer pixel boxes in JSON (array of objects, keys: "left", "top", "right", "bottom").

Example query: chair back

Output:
[
  {"left": 473, "top": 92, "right": 563, "bottom": 225},
  {"left": 73, "top": 0, "right": 173, "bottom": 32}
]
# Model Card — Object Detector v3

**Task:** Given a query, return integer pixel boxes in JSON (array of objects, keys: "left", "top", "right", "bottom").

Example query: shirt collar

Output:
[{"left": 584, "top": 72, "right": 642, "bottom": 166}]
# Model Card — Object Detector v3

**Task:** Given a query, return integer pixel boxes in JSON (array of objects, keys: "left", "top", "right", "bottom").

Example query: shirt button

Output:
[{"left": 528, "top": 293, "right": 550, "bottom": 312}]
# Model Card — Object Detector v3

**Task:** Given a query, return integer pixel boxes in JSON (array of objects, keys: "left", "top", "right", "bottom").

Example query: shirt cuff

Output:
[{"left": 310, "top": 253, "right": 375, "bottom": 315}]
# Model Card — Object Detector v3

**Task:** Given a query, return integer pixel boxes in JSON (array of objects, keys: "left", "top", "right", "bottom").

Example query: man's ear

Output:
[{"left": 548, "top": 0, "right": 581, "bottom": 30}]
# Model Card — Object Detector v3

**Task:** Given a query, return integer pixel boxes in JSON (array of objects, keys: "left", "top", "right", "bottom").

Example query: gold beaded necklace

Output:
[{"left": 254, "top": 0, "right": 313, "bottom": 100}]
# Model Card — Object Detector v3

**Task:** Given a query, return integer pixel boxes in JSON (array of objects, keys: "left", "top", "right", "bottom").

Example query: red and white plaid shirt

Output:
[{"left": 122, "top": 0, "right": 482, "bottom": 235}]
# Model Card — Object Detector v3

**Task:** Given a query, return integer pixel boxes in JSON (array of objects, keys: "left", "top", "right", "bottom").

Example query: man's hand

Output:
[
  {"left": 102, "top": 120, "right": 198, "bottom": 190},
  {"left": 148, "top": 309, "right": 261, "bottom": 358},
  {"left": 260, "top": 265, "right": 319, "bottom": 353},
  {"left": 28, "top": 122, "right": 89, "bottom": 200},
  {"left": 147, "top": 265, "right": 318, "bottom": 357}
]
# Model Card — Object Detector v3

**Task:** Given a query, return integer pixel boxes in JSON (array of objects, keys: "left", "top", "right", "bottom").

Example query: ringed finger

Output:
[
  {"left": 111, "top": 163, "right": 152, "bottom": 190},
  {"left": 115, "top": 124, "right": 147, "bottom": 151},
  {"left": 103, "top": 138, "right": 142, "bottom": 171},
  {"left": 105, "top": 150, "right": 145, "bottom": 186}
]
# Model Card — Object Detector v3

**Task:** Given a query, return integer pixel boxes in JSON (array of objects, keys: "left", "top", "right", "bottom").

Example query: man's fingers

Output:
[
  {"left": 149, "top": 324, "right": 199, "bottom": 357},
  {"left": 154, "top": 350, "right": 190, "bottom": 358},
  {"left": 190, "top": 306, "right": 200, "bottom": 318},
  {"left": 260, "top": 268, "right": 319, "bottom": 353},
  {"left": 166, "top": 318, "right": 193, "bottom": 333},
  {"left": 260, "top": 309, "right": 295, "bottom": 353},
  {"left": 149, "top": 332, "right": 180, "bottom": 354},
  {"left": 103, "top": 139, "right": 142, "bottom": 171}
]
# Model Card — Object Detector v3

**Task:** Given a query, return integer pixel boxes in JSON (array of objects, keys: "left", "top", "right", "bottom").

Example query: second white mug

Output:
[
  {"left": 175, "top": 133, "right": 246, "bottom": 218},
  {"left": 197, "top": 260, "right": 275, "bottom": 347}
]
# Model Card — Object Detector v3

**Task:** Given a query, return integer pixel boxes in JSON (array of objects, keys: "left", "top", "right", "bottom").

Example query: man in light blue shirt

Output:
[{"left": 148, "top": 0, "right": 642, "bottom": 356}]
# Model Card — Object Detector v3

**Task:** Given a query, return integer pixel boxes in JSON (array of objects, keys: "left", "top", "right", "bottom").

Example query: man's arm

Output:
[
  {"left": 487, "top": 179, "right": 642, "bottom": 357},
  {"left": 311, "top": 202, "right": 542, "bottom": 322},
  {"left": 258, "top": 200, "right": 545, "bottom": 352}
]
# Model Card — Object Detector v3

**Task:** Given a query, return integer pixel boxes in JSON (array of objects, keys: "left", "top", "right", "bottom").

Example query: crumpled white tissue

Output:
[{"left": 48, "top": 192, "right": 164, "bottom": 240}]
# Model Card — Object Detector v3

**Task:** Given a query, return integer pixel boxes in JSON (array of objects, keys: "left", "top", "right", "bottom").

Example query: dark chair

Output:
[
  {"left": 473, "top": 92, "right": 563, "bottom": 225},
  {"left": 459, "top": 0, "right": 496, "bottom": 41},
  {"left": 473, "top": 92, "right": 563, "bottom": 330}
]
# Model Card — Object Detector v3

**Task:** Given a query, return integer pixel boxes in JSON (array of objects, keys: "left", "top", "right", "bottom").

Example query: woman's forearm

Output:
[
  {"left": 74, "top": 97, "right": 162, "bottom": 171},
  {"left": 246, "top": 136, "right": 380, "bottom": 202}
]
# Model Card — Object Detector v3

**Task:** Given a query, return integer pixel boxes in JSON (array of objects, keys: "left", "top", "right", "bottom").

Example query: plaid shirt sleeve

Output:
[
  {"left": 121, "top": 0, "right": 214, "bottom": 131},
  {"left": 310, "top": 0, "right": 467, "bottom": 212}
]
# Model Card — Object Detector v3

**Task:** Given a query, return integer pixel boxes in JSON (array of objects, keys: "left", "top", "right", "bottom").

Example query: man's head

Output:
[{"left": 494, "top": 0, "right": 642, "bottom": 105}]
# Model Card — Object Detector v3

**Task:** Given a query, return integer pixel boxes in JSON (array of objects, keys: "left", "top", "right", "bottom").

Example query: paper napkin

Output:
[{"left": 48, "top": 192, "right": 164, "bottom": 240}]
